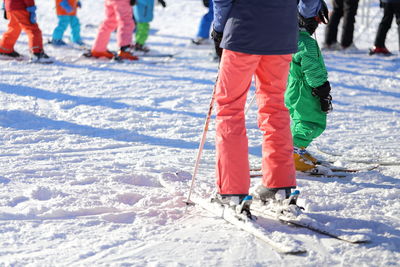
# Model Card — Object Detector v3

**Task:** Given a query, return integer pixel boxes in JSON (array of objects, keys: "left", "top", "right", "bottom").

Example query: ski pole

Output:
[
  {"left": 184, "top": 75, "right": 218, "bottom": 208},
  {"left": 245, "top": 92, "right": 256, "bottom": 115}
]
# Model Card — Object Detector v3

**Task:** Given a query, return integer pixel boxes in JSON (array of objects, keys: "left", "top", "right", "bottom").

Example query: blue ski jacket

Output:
[
  {"left": 213, "top": 0, "right": 323, "bottom": 55},
  {"left": 134, "top": 0, "right": 154, "bottom": 23}
]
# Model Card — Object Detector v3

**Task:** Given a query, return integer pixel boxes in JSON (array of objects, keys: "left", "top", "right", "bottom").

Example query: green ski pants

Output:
[
  {"left": 135, "top": 22, "right": 150, "bottom": 45},
  {"left": 285, "top": 82, "right": 327, "bottom": 148}
]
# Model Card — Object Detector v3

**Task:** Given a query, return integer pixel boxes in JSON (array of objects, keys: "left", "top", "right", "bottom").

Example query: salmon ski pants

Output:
[
  {"left": 0, "top": 10, "right": 43, "bottom": 54},
  {"left": 92, "top": 0, "right": 134, "bottom": 52},
  {"left": 215, "top": 50, "right": 296, "bottom": 195}
]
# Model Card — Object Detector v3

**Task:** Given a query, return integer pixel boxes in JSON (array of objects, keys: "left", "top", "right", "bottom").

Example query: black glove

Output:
[
  {"left": 211, "top": 29, "right": 223, "bottom": 60},
  {"left": 317, "top": 0, "right": 329, "bottom": 24},
  {"left": 130, "top": 0, "right": 136, "bottom": 6},
  {"left": 3, "top": 10, "right": 6, "bottom": 20},
  {"left": 203, "top": 0, "right": 209, "bottom": 7},
  {"left": 158, "top": 0, "right": 166, "bottom": 8},
  {"left": 312, "top": 81, "right": 333, "bottom": 113}
]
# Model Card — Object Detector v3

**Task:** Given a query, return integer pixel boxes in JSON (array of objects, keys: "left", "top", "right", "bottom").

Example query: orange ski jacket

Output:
[{"left": 55, "top": 0, "right": 79, "bottom": 16}]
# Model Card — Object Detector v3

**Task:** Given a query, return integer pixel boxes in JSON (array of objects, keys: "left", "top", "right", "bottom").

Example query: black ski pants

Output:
[
  {"left": 374, "top": 2, "right": 400, "bottom": 49},
  {"left": 324, "top": 0, "right": 359, "bottom": 47}
]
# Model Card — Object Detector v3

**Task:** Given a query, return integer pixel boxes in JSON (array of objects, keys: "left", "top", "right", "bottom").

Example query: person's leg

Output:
[
  {"left": 392, "top": 3, "right": 400, "bottom": 50},
  {"left": 254, "top": 54, "right": 296, "bottom": 189},
  {"left": 70, "top": 15, "right": 82, "bottom": 43},
  {"left": 374, "top": 4, "right": 394, "bottom": 48},
  {"left": 52, "top": 15, "right": 69, "bottom": 41},
  {"left": 215, "top": 50, "right": 260, "bottom": 195},
  {"left": 14, "top": 10, "right": 43, "bottom": 53},
  {"left": 92, "top": 0, "right": 118, "bottom": 52},
  {"left": 114, "top": 0, "right": 135, "bottom": 48},
  {"left": 325, "top": 0, "right": 344, "bottom": 45},
  {"left": 341, "top": 0, "right": 359, "bottom": 47},
  {"left": 285, "top": 83, "right": 327, "bottom": 149},
  {"left": 0, "top": 10, "right": 22, "bottom": 53},
  {"left": 197, "top": 0, "right": 214, "bottom": 38},
  {"left": 135, "top": 22, "right": 150, "bottom": 45}
]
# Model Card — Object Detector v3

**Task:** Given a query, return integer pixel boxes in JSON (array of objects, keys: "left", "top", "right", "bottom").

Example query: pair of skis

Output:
[{"left": 160, "top": 171, "right": 370, "bottom": 255}]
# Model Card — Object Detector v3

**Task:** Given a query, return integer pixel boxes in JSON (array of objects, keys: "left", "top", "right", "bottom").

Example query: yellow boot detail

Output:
[
  {"left": 299, "top": 147, "right": 318, "bottom": 164},
  {"left": 294, "top": 153, "right": 316, "bottom": 172}
]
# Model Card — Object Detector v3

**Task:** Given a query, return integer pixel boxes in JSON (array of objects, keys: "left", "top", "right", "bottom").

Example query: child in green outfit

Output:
[
  {"left": 132, "top": 0, "right": 166, "bottom": 52},
  {"left": 285, "top": 13, "right": 333, "bottom": 172}
]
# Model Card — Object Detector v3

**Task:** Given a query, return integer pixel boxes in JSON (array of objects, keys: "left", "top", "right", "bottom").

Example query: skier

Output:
[
  {"left": 322, "top": 0, "right": 359, "bottom": 51},
  {"left": 285, "top": 12, "right": 332, "bottom": 173},
  {"left": 89, "top": 0, "right": 138, "bottom": 60},
  {"left": 369, "top": 0, "right": 400, "bottom": 56},
  {"left": 210, "top": 0, "right": 329, "bottom": 212},
  {"left": 191, "top": 0, "right": 213, "bottom": 45},
  {"left": 0, "top": 0, "right": 52, "bottom": 62},
  {"left": 49, "top": 0, "right": 85, "bottom": 47},
  {"left": 132, "top": 0, "right": 167, "bottom": 52}
]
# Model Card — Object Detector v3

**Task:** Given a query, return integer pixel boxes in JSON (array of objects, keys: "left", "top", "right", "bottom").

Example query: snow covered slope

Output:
[{"left": 0, "top": 0, "right": 399, "bottom": 265}]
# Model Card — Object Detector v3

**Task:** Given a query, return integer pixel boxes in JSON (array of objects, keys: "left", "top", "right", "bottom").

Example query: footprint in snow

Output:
[{"left": 116, "top": 192, "right": 143, "bottom": 205}]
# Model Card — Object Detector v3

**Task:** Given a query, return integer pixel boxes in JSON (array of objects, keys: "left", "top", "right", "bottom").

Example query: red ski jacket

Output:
[{"left": 4, "top": 0, "right": 36, "bottom": 11}]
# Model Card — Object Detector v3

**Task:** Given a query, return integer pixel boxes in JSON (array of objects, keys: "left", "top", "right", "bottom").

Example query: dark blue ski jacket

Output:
[{"left": 213, "top": 0, "right": 323, "bottom": 55}]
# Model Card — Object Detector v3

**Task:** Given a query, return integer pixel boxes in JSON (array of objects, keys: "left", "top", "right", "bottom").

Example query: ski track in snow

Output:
[{"left": 0, "top": 0, "right": 399, "bottom": 266}]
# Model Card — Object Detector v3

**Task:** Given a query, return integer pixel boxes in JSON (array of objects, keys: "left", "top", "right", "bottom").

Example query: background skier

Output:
[
  {"left": 90, "top": 0, "right": 137, "bottom": 60},
  {"left": 49, "top": 0, "right": 85, "bottom": 47},
  {"left": 369, "top": 0, "right": 400, "bottom": 55},
  {"left": 132, "top": 0, "right": 166, "bottom": 52},
  {"left": 191, "top": 0, "right": 213, "bottom": 45},
  {"left": 0, "top": 0, "right": 52, "bottom": 62}
]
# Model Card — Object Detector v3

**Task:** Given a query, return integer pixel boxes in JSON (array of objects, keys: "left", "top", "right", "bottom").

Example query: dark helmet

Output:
[{"left": 298, "top": 13, "right": 319, "bottom": 35}]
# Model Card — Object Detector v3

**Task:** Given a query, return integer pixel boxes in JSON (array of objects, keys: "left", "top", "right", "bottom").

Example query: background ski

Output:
[
  {"left": 250, "top": 165, "right": 378, "bottom": 173},
  {"left": 136, "top": 52, "right": 178, "bottom": 58},
  {"left": 251, "top": 202, "right": 371, "bottom": 244},
  {"left": 46, "top": 39, "right": 90, "bottom": 51},
  {"left": 315, "top": 146, "right": 400, "bottom": 166},
  {"left": 250, "top": 173, "right": 348, "bottom": 178},
  {"left": 0, "top": 54, "right": 54, "bottom": 64},
  {"left": 63, "top": 51, "right": 174, "bottom": 65},
  {"left": 159, "top": 172, "right": 307, "bottom": 255}
]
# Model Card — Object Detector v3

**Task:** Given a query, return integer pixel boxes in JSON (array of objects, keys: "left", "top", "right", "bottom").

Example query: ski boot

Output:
[
  {"left": 369, "top": 46, "right": 392, "bottom": 56},
  {"left": 30, "top": 51, "right": 53, "bottom": 64},
  {"left": 88, "top": 50, "right": 115, "bottom": 59},
  {"left": 133, "top": 43, "right": 150, "bottom": 53},
  {"left": 0, "top": 50, "right": 21, "bottom": 58},
  {"left": 211, "top": 194, "right": 253, "bottom": 220},
  {"left": 48, "top": 39, "right": 67, "bottom": 46},
  {"left": 321, "top": 42, "right": 341, "bottom": 51},
  {"left": 73, "top": 40, "right": 85, "bottom": 46},
  {"left": 191, "top": 37, "right": 210, "bottom": 45},
  {"left": 293, "top": 147, "right": 318, "bottom": 172},
  {"left": 118, "top": 45, "right": 139, "bottom": 61},
  {"left": 252, "top": 185, "right": 303, "bottom": 217}
]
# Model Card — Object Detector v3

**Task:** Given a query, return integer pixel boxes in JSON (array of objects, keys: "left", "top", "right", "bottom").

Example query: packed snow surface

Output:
[{"left": 0, "top": 0, "right": 399, "bottom": 266}]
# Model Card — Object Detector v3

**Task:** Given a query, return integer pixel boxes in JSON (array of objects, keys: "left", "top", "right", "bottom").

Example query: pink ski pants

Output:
[
  {"left": 215, "top": 50, "right": 296, "bottom": 195},
  {"left": 92, "top": 0, "right": 134, "bottom": 52}
]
